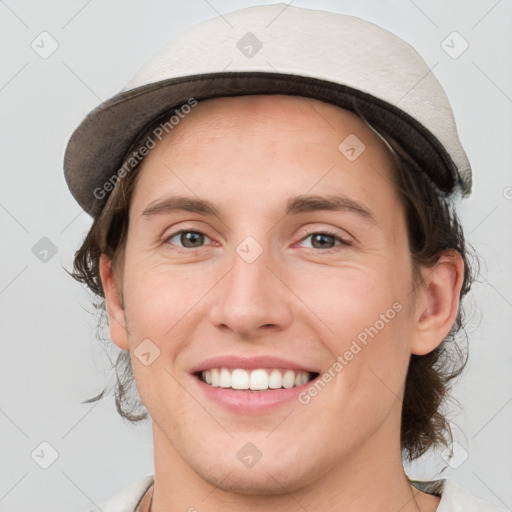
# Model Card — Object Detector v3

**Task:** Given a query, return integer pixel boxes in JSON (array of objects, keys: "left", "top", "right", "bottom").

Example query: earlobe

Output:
[
  {"left": 410, "top": 250, "right": 465, "bottom": 356},
  {"left": 99, "top": 253, "right": 130, "bottom": 351}
]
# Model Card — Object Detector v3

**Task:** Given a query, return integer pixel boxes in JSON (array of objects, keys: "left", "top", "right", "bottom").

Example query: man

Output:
[{"left": 64, "top": 4, "right": 503, "bottom": 511}]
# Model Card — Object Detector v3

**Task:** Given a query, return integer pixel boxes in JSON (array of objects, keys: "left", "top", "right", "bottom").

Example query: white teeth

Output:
[
  {"left": 210, "top": 368, "right": 220, "bottom": 387},
  {"left": 219, "top": 368, "right": 231, "bottom": 388},
  {"left": 268, "top": 369, "right": 282, "bottom": 389},
  {"left": 200, "top": 367, "right": 313, "bottom": 391},
  {"left": 231, "top": 369, "right": 249, "bottom": 389},
  {"left": 282, "top": 370, "right": 295, "bottom": 389},
  {"left": 250, "top": 369, "right": 268, "bottom": 390}
]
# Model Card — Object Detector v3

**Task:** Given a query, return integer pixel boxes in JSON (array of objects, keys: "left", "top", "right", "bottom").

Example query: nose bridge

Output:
[{"left": 209, "top": 234, "right": 292, "bottom": 336}]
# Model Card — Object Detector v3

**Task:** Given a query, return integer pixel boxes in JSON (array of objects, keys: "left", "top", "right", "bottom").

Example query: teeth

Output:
[
  {"left": 201, "top": 368, "right": 313, "bottom": 391},
  {"left": 210, "top": 368, "right": 219, "bottom": 387},
  {"left": 219, "top": 368, "right": 231, "bottom": 388},
  {"left": 250, "top": 369, "right": 268, "bottom": 390},
  {"left": 283, "top": 370, "right": 295, "bottom": 389},
  {"left": 232, "top": 369, "right": 249, "bottom": 390},
  {"left": 268, "top": 369, "right": 282, "bottom": 389}
]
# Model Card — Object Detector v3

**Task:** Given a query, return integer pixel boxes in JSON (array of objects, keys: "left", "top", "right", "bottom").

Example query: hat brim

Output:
[{"left": 64, "top": 71, "right": 461, "bottom": 217}]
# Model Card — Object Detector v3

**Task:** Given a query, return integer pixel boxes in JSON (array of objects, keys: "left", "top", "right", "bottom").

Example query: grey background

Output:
[{"left": 0, "top": 0, "right": 511, "bottom": 510}]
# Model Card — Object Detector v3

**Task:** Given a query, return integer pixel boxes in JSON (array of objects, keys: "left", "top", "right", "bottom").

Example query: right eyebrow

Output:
[{"left": 141, "top": 195, "right": 224, "bottom": 221}]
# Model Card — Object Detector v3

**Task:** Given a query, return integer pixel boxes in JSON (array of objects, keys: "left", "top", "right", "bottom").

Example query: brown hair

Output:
[{"left": 69, "top": 103, "right": 476, "bottom": 462}]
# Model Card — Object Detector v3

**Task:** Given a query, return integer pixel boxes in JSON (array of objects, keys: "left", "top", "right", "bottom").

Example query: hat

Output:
[{"left": 63, "top": 3, "right": 472, "bottom": 217}]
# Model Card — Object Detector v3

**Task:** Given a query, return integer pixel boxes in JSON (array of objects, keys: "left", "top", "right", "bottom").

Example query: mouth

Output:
[
  {"left": 190, "top": 356, "right": 322, "bottom": 413},
  {"left": 195, "top": 368, "right": 320, "bottom": 391}
]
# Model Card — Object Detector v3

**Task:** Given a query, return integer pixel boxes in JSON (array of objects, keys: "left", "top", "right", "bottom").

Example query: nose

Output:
[{"left": 208, "top": 242, "right": 294, "bottom": 340}]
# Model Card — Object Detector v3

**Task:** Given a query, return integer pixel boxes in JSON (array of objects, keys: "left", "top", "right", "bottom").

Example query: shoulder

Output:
[
  {"left": 438, "top": 479, "right": 507, "bottom": 512},
  {"left": 84, "top": 474, "right": 154, "bottom": 512},
  {"left": 411, "top": 478, "right": 507, "bottom": 512},
  {"left": 85, "top": 475, "right": 507, "bottom": 512}
]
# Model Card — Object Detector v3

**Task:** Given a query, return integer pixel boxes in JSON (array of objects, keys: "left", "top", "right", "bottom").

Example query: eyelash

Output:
[{"left": 163, "top": 227, "right": 352, "bottom": 253}]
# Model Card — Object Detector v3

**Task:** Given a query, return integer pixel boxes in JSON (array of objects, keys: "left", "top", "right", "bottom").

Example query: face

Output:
[{"left": 103, "top": 95, "right": 430, "bottom": 494}]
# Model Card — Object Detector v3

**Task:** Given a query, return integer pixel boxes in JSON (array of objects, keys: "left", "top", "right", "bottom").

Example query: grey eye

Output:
[
  {"left": 167, "top": 230, "right": 208, "bottom": 248},
  {"left": 308, "top": 233, "right": 337, "bottom": 249}
]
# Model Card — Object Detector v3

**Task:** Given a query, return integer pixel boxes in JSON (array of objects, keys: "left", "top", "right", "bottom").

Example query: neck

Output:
[{"left": 149, "top": 412, "right": 438, "bottom": 512}]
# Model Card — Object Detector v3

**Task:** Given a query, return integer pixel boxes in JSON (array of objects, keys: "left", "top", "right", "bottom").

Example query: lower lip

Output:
[{"left": 192, "top": 374, "right": 317, "bottom": 414}]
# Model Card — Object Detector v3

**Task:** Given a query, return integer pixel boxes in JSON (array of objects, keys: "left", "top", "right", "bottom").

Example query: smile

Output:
[{"left": 199, "top": 368, "right": 318, "bottom": 391}]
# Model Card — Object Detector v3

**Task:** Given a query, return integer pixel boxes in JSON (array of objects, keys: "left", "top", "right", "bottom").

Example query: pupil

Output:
[
  {"left": 313, "top": 234, "right": 333, "bottom": 249},
  {"left": 182, "top": 232, "right": 203, "bottom": 247}
]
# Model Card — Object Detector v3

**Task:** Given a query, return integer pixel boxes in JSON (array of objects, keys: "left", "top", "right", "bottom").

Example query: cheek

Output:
[
  {"left": 300, "top": 261, "right": 409, "bottom": 341},
  {"left": 122, "top": 261, "right": 198, "bottom": 413},
  {"left": 122, "top": 256, "right": 204, "bottom": 341},
  {"left": 298, "top": 260, "right": 413, "bottom": 392}
]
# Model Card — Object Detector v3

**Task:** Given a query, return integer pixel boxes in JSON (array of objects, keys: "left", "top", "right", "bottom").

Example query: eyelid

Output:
[
  {"left": 297, "top": 225, "right": 354, "bottom": 245},
  {"left": 162, "top": 226, "right": 216, "bottom": 249},
  {"left": 295, "top": 229, "right": 353, "bottom": 253},
  {"left": 161, "top": 219, "right": 217, "bottom": 239}
]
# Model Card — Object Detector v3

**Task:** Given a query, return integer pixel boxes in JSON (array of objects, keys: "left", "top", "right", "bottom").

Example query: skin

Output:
[{"left": 99, "top": 95, "right": 464, "bottom": 512}]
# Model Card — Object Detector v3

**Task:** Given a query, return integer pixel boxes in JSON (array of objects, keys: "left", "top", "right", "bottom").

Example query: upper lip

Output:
[{"left": 189, "top": 355, "right": 320, "bottom": 374}]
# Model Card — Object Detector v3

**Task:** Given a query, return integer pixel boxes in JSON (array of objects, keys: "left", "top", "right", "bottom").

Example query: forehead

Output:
[
  {"left": 129, "top": 95, "right": 401, "bottom": 222},
  {"left": 150, "top": 95, "right": 394, "bottom": 156}
]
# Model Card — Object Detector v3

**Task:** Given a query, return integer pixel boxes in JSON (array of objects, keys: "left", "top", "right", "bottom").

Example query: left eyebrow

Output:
[
  {"left": 285, "top": 194, "right": 377, "bottom": 225},
  {"left": 140, "top": 193, "right": 376, "bottom": 225}
]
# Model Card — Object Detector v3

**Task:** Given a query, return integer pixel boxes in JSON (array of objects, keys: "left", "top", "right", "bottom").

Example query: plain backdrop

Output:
[{"left": 0, "top": 0, "right": 511, "bottom": 511}]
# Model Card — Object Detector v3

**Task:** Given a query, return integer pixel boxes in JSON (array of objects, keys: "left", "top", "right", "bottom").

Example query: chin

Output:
[
  {"left": 183, "top": 443, "right": 329, "bottom": 498},
  {"left": 196, "top": 463, "right": 306, "bottom": 496}
]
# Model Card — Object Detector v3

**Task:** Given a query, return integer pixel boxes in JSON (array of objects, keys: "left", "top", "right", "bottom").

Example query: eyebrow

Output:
[{"left": 141, "top": 194, "right": 376, "bottom": 224}]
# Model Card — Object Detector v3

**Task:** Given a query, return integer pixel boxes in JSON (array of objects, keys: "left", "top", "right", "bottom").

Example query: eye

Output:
[
  {"left": 164, "top": 229, "right": 212, "bottom": 249},
  {"left": 298, "top": 230, "right": 352, "bottom": 251},
  {"left": 163, "top": 228, "right": 351, "bottom": 251}
]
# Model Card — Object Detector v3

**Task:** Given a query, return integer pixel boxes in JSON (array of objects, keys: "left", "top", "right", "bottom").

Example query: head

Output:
[{"left": 70, "top": 94, "right": 473, "bottom": 493}]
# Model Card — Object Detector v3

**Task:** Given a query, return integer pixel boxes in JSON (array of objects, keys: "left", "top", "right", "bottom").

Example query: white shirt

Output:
[{"left": 86, "top": 474, "right": 507, "bottom": 512}]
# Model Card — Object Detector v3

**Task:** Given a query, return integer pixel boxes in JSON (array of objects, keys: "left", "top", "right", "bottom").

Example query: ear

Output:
[
  {"left": 410, "top": 250, "right": 465, "bottom": 356},
  {"left": 99, "top": 253, "right": 129, "bottom": 351}
]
